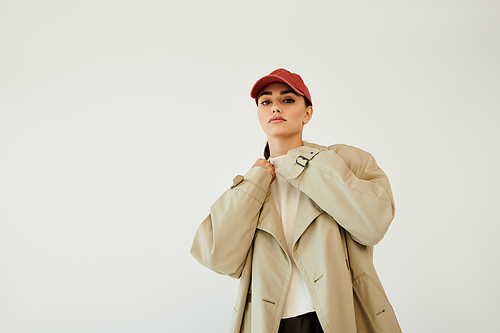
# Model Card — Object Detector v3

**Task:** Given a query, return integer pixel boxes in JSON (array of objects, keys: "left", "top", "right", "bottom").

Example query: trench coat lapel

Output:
[
  {"left": 256, "top": 191, "right": 288, "bottom": 253},
  {"left": 293, "top": 192, "right": 324, "bottom": 247}
]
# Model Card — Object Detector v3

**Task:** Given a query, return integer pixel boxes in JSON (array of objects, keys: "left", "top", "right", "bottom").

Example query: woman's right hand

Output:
[{"left": 252, "top": 158, "right": 276, "bottom": 183}]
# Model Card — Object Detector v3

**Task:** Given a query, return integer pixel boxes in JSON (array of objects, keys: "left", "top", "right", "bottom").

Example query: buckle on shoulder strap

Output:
[{"left": 296, "top": 155, "right": 309, "bottom": 168}]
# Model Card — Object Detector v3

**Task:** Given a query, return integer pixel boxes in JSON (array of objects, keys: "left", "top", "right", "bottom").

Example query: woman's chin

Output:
[{"left": 266, "top": 132, "right": 302, "bottom": 141}]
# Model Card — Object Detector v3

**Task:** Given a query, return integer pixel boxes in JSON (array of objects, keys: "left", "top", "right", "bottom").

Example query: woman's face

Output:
[{"left": 257, "top": 82, "right": 313, "bottom": 141}]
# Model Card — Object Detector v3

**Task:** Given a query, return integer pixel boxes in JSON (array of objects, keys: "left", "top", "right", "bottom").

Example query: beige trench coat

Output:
[{"left": 191, "top": 143, "right": 402, "bottom": 333}]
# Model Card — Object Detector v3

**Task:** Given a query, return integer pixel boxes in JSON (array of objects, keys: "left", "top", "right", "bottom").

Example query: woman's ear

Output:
[{"left": 303, "top": 106, "right": 313, "bottom": 125}]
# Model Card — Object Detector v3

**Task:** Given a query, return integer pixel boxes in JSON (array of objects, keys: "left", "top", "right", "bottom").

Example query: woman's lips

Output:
[{"left": 269, "top": 116, "right": 285, "bottom": 123}]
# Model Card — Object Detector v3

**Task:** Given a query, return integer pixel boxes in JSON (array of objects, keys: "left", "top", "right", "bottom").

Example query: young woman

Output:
[{"left": 191, "top": 69, "right": 402, "bottom": 333}]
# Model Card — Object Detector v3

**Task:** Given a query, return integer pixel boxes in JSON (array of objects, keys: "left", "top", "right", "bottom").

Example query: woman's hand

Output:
[{"left": 252, "top": 158, "right": 276, "bottom": 183}]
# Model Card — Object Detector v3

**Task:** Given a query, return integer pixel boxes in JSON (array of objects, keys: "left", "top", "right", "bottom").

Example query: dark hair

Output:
[
  {"left": 264, "top": 142, "right": 271, "bottom": 160},
  {"left": 304, "top": 97, "right": 312, "bottom": 107}
]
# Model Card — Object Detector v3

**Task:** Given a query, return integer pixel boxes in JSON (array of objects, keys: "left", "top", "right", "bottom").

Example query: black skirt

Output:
[{"left": 278, "top": 312, "right": 324, "bottom": 333}]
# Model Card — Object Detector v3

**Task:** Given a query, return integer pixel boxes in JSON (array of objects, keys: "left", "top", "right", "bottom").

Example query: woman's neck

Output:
[{"left": 268, "top": 136, "right": 303, "bottom": 158}]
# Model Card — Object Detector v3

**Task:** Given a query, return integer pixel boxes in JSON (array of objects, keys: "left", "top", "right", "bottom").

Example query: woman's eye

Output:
[
  {"left": 283, "top": 98, "right": 295, "bottom": 103},
  {"left": 261, "top": 100, "right": 271, "bottom": 106}
]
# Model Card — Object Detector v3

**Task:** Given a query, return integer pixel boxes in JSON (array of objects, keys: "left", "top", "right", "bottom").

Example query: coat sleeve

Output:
[
  {"left": 190, "top": 166, "right": 272, "bottom": 278},
  {"left": 277, "top": 144, "right": 395, "bottom": 246}
]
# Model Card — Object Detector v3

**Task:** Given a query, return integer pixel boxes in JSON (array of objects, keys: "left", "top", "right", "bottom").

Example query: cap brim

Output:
[{"left": 250, "top": 75, "right": 305, "bottom": 100}]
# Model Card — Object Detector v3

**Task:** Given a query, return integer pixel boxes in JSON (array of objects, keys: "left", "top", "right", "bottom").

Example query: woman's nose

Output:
[{"left": 272, "top": 102, "right": 281, "bottom": 113}]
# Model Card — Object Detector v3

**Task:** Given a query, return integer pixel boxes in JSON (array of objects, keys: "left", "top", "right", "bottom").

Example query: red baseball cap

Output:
[{"left": 250, "top": 68, "right": 312, "bottom": 106}]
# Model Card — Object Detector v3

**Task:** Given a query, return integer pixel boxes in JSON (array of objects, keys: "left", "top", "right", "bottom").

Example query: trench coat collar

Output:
[
  {"left": 256, "top": 191, "right": 288, "bottom": 253},
  {"left": 256, "top": 189, "right": 324, "bottom": 255},
  {"left": 293, "top": 193, "right": 324, "bottom": 247},
  {"left": 255, "top": 141, "right": 326, "bottom": 255}
]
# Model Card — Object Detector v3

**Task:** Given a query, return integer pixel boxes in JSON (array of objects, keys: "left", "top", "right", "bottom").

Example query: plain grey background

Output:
[{"left": 1, "top": 1, "right": 499, "bottom": 332}]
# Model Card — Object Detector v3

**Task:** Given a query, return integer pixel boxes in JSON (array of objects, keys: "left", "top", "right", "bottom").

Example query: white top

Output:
[{"left": 270, "top": 155, "right": 315, "bottom": 319}]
